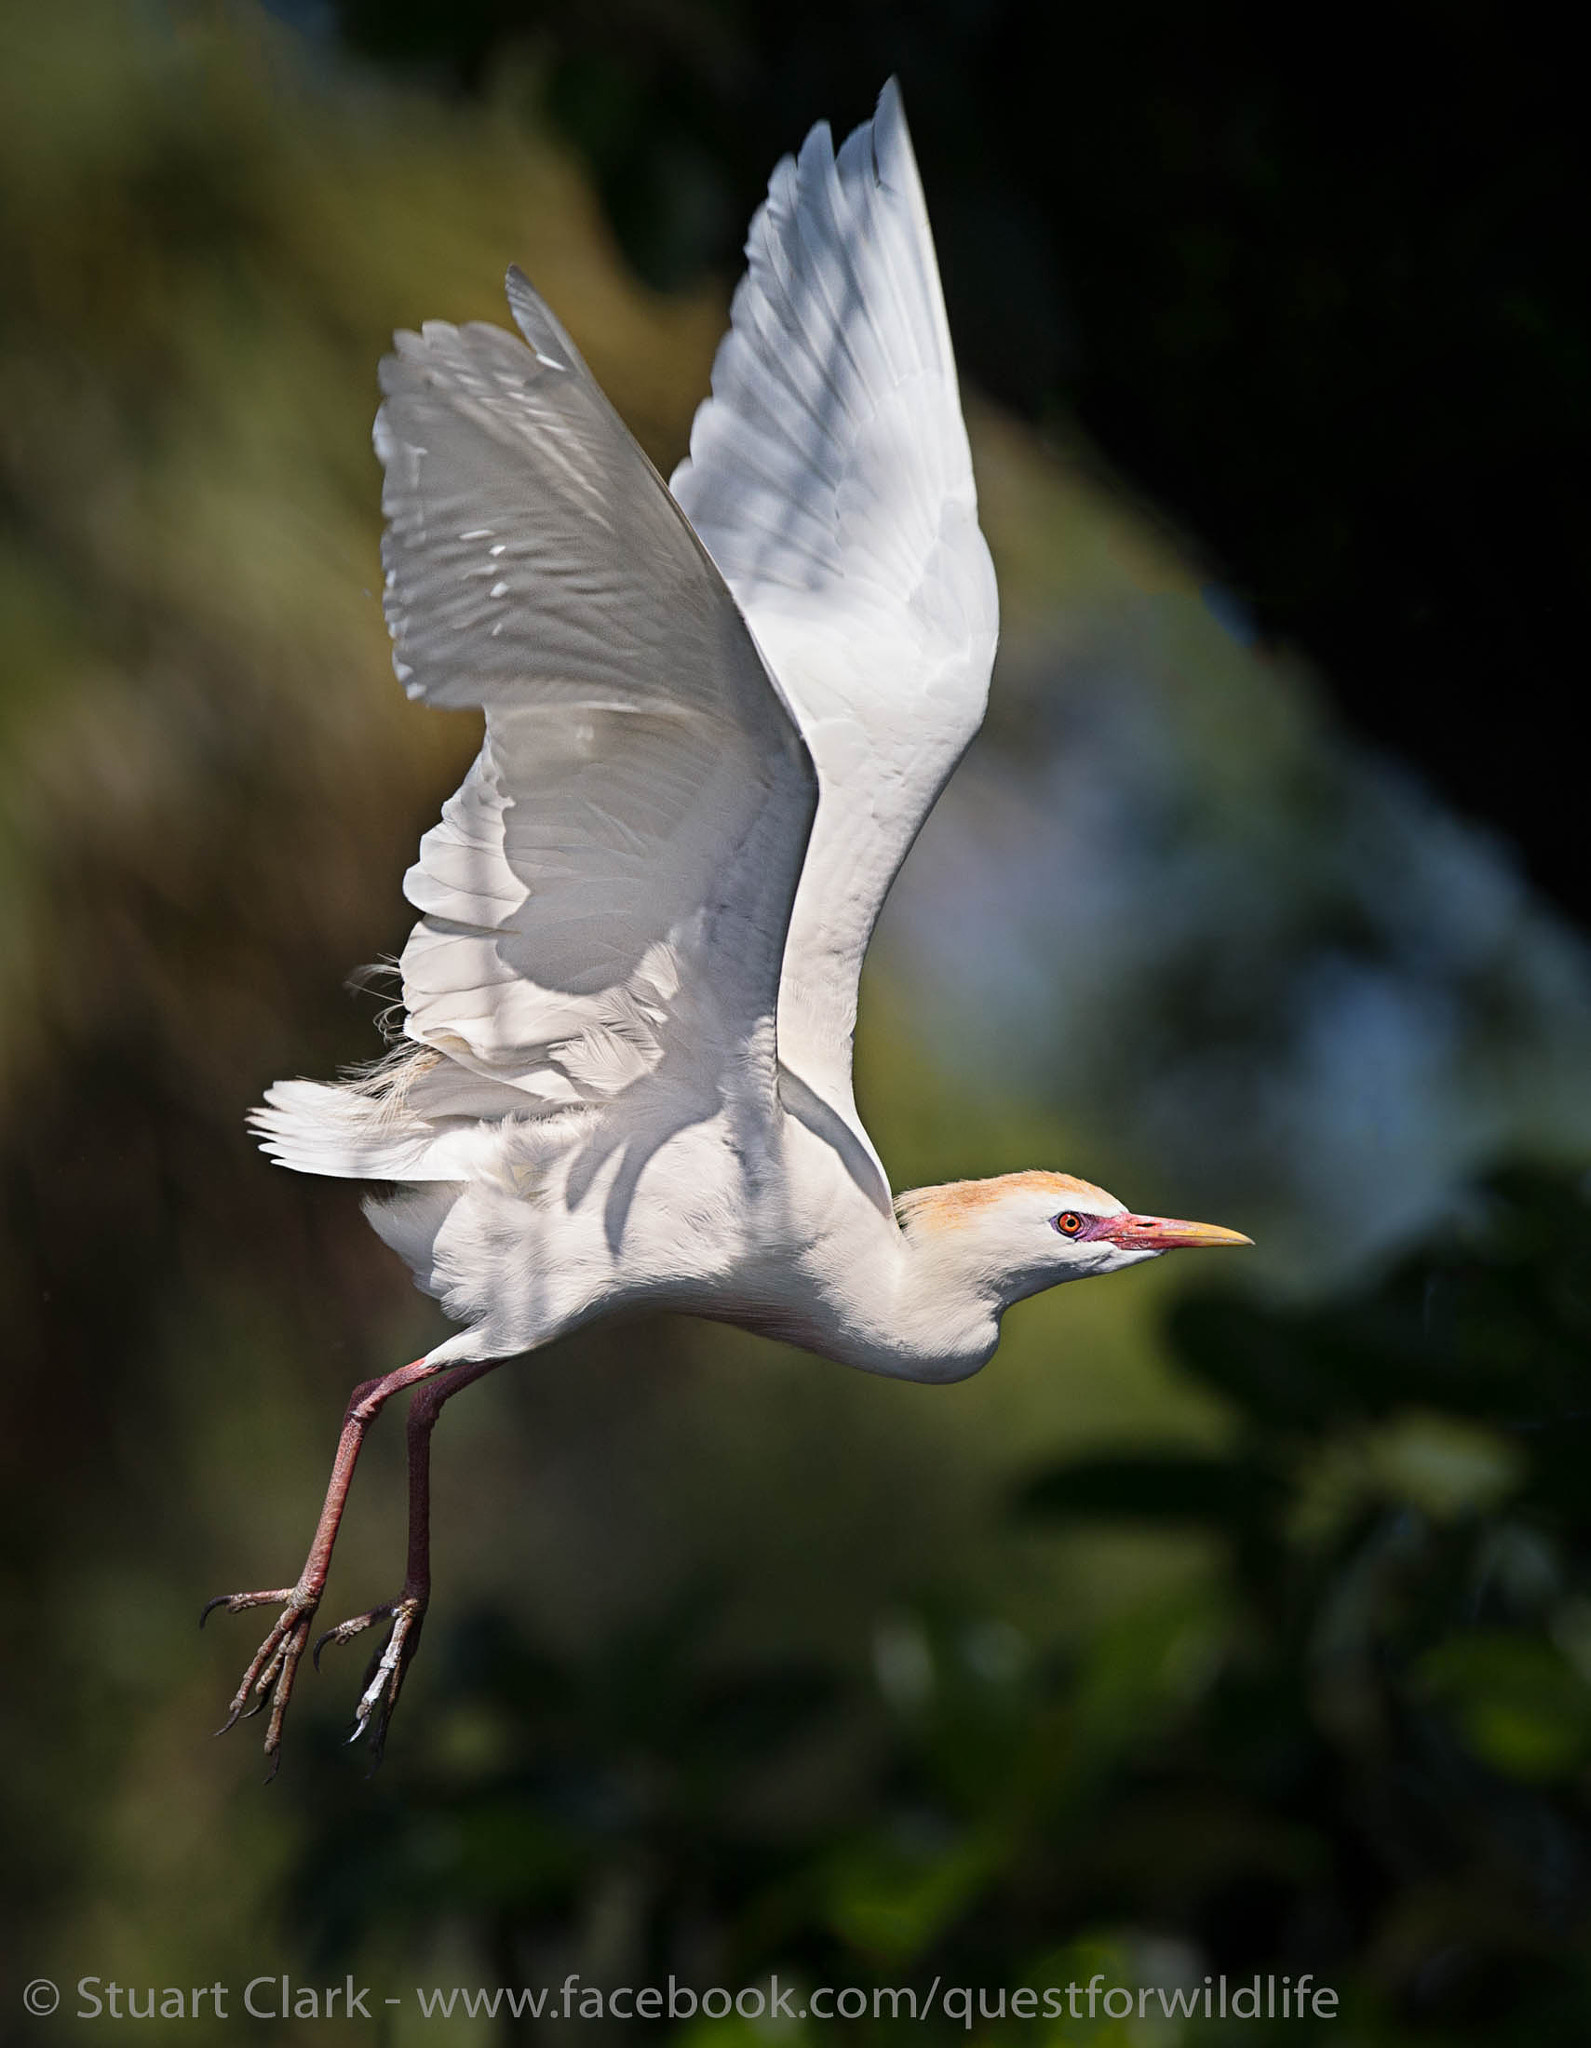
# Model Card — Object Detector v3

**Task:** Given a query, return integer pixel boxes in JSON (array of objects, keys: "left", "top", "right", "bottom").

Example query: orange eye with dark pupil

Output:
[{"left": 1054, "top": 1211, "right": 1084, "bottom": 1236}]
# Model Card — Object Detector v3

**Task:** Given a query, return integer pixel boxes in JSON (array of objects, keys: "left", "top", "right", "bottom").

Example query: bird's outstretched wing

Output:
[
  {"left": 670, "top": 80, "right": 999, "bottom": 1206},
  {"left": 377, "top": 271, "right": 817, "bottom": 1111}
]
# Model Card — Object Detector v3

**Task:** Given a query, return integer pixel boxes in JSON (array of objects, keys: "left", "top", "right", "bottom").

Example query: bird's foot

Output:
[
  {"left": 201, "top": 1583, "right": 322, "bottom": 1777},
  {"left": 314, "top": 1594, "right": 427, "bottom": 1767}
]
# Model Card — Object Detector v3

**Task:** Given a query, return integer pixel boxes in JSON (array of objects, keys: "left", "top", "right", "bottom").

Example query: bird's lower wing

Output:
[
  {"left": 670, "top": 82, "right": 999, "bottom": 1207},
  {"left": 376, "top": 274, "right": 817, "bottom": 1111}
]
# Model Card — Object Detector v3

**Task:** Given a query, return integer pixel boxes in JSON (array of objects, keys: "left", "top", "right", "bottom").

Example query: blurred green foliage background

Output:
[{"left": 2, "top": 5, "right": 1589, "bottom": 2044}]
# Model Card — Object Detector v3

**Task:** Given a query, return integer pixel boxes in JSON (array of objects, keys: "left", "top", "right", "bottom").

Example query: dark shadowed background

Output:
[{"left": 3, "top": 4, "right": 1589, "bottom": 2043}]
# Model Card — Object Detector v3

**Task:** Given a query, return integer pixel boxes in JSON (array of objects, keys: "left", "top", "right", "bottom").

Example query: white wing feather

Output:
[
  {"left": 377, "top": 272, "right": 817, "bottom": 1109},
  {"left": 671, "top": 80, "right": 999, "bottom": 1204}
]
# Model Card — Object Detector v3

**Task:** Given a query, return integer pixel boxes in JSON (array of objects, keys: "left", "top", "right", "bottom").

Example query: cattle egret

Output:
[{"left": 206, "top": 81, "right": 1250, "bottom": 1771}]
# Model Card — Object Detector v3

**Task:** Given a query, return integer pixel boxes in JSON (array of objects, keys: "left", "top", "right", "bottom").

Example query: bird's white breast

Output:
[{"left": 372, "top": 1084, "right": 996, "bottom": 1386}]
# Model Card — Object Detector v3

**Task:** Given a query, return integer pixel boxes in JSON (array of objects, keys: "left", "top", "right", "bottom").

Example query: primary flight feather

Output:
[{"left": 209, "top": 80, "right": 1248, "bottom": 1769}]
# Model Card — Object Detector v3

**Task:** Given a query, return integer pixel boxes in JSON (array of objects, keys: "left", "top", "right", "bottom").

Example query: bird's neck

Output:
[
  {"left": 771, "top": 1113, "right": 1008, "bottom": 1382},
  {"left": 890, "top": 1225, "right": 1010, "bottom": 1381},
  {"left": 793, "top": 1190, "right": 1006, "bottom": 1385}
]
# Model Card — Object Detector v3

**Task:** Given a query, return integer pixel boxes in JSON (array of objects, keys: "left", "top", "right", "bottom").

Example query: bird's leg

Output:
[
  {"left": 202, "top": 1355, "right": 440, "bottom": 1774},
  {"left": 313, "top": 1356, "right": 505, "bottom": 1764}
]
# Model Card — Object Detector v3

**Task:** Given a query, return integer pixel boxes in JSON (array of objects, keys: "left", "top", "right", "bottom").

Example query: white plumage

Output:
[{"left": 213, "top": 82, "right": 1247, "bottom": 1769}]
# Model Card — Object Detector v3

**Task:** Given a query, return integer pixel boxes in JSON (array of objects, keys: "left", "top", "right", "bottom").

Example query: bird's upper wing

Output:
[
  {"left": 378, "top": 270, "right": 817, "bottom": 1113},
  {"left": 670, "top": 80, "right": 999, "bottom": 1207}
]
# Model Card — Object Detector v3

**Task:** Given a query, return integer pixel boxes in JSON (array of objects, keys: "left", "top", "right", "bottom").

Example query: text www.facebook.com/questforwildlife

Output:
[{"left": 37, "top": 1971, "right": 1341, "bottom": 2025}]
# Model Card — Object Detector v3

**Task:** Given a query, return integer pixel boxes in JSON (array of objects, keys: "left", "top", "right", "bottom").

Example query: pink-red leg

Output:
[
  {"left": 203, "top": 1356, "right": 439, "bottom": 1775},
  {"left": 314, "top": 1356, "right": 506, "bottom": 1762}
]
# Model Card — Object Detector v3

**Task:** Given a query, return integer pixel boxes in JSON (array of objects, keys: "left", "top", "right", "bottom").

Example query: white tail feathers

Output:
[
  {"left": 251, "top": 1051, "right": 535, "bottom": 1183},
  {"left": 252, "top": 1080, "right": 444, "bottom": 1181}
]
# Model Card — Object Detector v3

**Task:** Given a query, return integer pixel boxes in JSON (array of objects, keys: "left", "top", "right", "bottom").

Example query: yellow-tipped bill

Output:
[{"left": 1101, "top": 1213, "right": 1254, "bottom": 1252}]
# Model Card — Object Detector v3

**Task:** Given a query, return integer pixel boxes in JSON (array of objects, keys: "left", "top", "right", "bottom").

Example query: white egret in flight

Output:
[{"left": 206, "top": 81, "right": 1250, "bottom": 1770}]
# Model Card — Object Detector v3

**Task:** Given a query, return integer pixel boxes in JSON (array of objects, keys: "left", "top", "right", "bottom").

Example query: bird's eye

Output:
[{"left": 1053, "top": 1211, "right": 1085, "bottom": 1236}]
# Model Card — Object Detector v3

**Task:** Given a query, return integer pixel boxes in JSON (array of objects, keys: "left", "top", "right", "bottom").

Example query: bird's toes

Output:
[
  {"left": 209, "top": 1589, "right": 321, "bottom": 1762},
  {"left": 346, "top": 1597, "right": 427, "bottom": 1768},
  {"left": 312, "top": 1601, "right": 393, "bottom": 1672},
  {"left": 200, "top": 1585, "right": 294, "bottom": 1629}
]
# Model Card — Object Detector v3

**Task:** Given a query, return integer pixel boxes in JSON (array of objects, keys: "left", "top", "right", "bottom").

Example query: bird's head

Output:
[{"left": 894, "top": 1170, "right": 1251, "bottom": 1304}]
